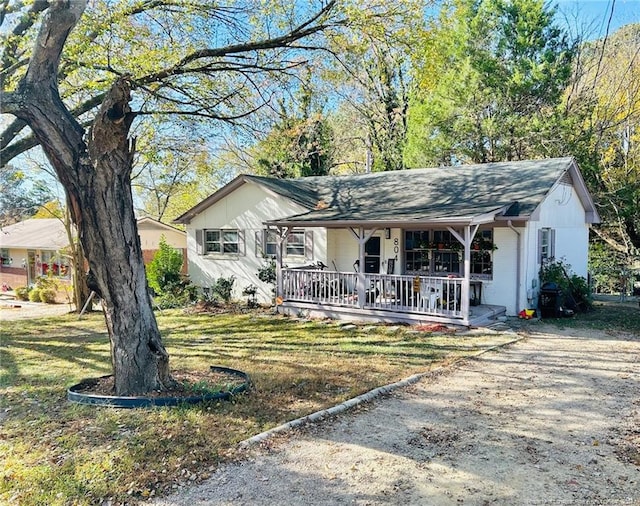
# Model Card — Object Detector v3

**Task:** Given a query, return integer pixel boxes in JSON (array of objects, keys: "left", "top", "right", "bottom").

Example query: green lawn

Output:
[
  {"left": 0, "top": 309, "right": 516, "bottom": 505},
  {"left": 523, "top": 296, "right": 640, "bottom": 333}
]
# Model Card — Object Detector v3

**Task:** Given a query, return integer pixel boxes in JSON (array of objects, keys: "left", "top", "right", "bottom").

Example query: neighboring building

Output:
[
  {"left": 0, "top": 217, "right": 186, "bottom": 288},
  {"left": 0, "top": 219, "right": 71, "bottom": 288},
  {"left": 136, "top": 217, "right": 187, "bottom": 271},
  {"left": 175, "top": 157, "right": 600, "bottom": 325}
]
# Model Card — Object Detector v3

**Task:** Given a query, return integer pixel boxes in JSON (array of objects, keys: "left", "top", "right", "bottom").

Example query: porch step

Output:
[{"left": 469, "top": 304, "right": 507, "bottom": 327}]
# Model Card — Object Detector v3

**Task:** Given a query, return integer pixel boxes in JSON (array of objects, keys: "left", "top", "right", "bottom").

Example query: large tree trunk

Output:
[{"left": 2, "top": 1, "right": 172, "bottom": 395}]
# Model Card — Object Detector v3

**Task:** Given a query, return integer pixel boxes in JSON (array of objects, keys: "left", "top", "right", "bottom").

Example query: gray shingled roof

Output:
[
  {"left": 173, "top": 157, "right": 597, "bottom": 226},
  {"left": 257, "top": 157, "right": 576, "bottom": 226},
  {"left": 0, "top": 219, "right": 69, "bottom": 249}
]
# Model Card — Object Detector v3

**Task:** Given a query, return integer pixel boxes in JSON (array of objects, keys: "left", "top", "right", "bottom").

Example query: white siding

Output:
[
  {"left": 482, "top": 226, "right": 521, "bottom": 315},
  {"left": 327, "top": 228, "right": 399, "bottom": 274},
  {"left": 522, "top": 183, "right": 590, "bottom": 312},
  {"left": 186, "top": 182, "right": 326, "bottom": 303}
]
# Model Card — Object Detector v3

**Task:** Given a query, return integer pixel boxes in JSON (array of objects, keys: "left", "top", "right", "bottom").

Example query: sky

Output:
[{"left": 554, "top": 0, "right": 640, "bottom": 39}]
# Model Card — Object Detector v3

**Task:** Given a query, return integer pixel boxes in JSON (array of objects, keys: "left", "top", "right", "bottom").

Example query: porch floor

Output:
[{"left": 279, "top": 302, "right": 506, "bottom": 328}]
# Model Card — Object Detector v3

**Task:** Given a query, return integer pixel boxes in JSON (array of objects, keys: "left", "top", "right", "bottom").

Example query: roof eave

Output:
[
  {"left": 266, "top": 217, "right": 489, "bottom": 229},
  {"left": 568, "top": 159, "right": 601, "bottom": 224}
]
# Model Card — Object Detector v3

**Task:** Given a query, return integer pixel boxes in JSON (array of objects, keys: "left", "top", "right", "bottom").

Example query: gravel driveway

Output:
[{"left": 155, "top": 323, "right": 639, "bottom": 506}]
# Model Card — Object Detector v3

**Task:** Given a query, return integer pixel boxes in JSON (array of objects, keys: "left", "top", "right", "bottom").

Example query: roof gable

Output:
[{"left": 137, "top": 217, "right": 185, "bottom": 235}]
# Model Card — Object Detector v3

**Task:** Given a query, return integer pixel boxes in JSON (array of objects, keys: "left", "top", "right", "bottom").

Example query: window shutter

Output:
[
  {"left": 196, "top": 229, "right": 204, "bottom": 255},
  {"left": 304, "top": 230, "right": 314, "bottom": 260},
  {"left": 255, "top": 231, "right": 263, "bottom": 257},
  {"left": 550, "top": 229, "right": 556, "bottom": 260},
  {"left": 538, "top": 229, "right": 543, "bottom": 264},
  {"left": 238, "top": 229, "right": 246, "bottom": 256}
]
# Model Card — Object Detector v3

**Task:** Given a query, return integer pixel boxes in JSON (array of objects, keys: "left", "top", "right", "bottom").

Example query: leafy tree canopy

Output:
[{"left": 405, "top": 0, "right": 574, "bottom": 166}]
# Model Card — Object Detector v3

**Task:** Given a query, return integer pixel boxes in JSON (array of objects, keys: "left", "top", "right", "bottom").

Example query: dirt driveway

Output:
[{"left": 155, "top": 323, "right": 639, "bottom": 505}]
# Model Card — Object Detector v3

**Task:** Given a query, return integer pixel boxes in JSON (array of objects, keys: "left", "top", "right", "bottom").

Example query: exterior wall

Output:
[
  {"left": 327, "top": 228, "right": 400, "bottom": 275},
  {"left": 137, "top": 224, "right": 186, "bottom": 250},
  {"left": 0, "top": 247, "right": 28, "bottom": 288},
  {"left": 0, "top": 247, "right": 73, "bottom": 291},
  {"left": 186, "top": 182, "right": 326, "bottom": 303},
  {"left": 523, "top": 183, "right": 590, "bottom": 311},
  {"left": 481, "top": 226, "right": 521, "bottom": 316},
  {"left": 0, "top": 266, "right": 28, "bottom": 289}
]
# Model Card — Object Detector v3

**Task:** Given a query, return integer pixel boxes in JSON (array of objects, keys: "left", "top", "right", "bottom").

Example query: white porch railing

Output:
[{"left": 281, "top": 269, "right": 464, "bottom": 319}]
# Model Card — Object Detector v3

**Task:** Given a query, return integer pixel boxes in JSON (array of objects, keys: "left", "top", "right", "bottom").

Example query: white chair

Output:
[{"left": 419, "top": 283, "right": 439, "bottom": 311}]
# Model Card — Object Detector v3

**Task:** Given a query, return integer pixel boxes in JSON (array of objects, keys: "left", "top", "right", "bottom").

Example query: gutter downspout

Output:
[{"left": 507, "top": 220, "right": 521, "bottom": 314}]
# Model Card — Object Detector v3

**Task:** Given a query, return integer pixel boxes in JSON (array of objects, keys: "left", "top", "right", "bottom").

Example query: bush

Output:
[
  {"left": 152, "top": 278, "right": 198, "bottom": 309},
  {"left": 36, "top": 275, "right": 58, "bottom": 291},
  {"left": 146, "top": 236, "right": 184, "bottom": 295},
  {"left": 28, "top": 288, "right": 42, "bottom": 302},
  {"left": 257, "top": 258, "right": 276, "bottom": 285},
  {"left": 39, "top": 289, "right": 57, "bottom": 304},
  {"left": 540, "top": 258, "right": 592, "bottom": 311},
  {"left": 212, "top": 276, "right": 235, "bottom": 303},
  {"left": 15, "top": 286, "right": 30, "bottom": 301}
]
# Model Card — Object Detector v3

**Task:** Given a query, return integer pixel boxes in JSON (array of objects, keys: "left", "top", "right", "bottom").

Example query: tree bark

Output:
[{"left": 3, "top": 0, "right": 173, "bottom": 395}]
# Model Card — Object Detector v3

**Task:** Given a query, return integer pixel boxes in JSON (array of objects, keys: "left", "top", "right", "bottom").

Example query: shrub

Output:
[
  {"left": 146, "top": 236, "right": 184, "bottom": 295},
  {"left": 39, "top": 289, "right": 57, "bottom": 304},
  {"left": 540, "top": 258, "right": 592, "bottom": 311},
  {"left": 152, "top": 279, "right": 198, "bottom": 309},
  {"left": 28, "top": 288, "right": 42, "bottom": 302},
  {"left": 15, "top": 286, "right": 30, "bottom": 301},
  {"left": 257, "top": 258, "right": 276, "bottom": 285},
  {"left": 36, "top": 275, "right": 58, "bottom": 291},
  {"left": 212, "top": 276, "right": 235, "bottom": 303}
]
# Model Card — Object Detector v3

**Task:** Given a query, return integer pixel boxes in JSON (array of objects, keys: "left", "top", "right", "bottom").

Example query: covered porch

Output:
[
  {"left": 278, "top": 267, "right": 505, "bottom": 326},
  {"left": 268, "top": 217, "right": 511, "bottom": 326}
]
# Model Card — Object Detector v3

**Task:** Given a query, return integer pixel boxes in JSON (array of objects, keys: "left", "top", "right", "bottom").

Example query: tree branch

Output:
[{"left": 136, "top": 1, "right": 338, "bottom": 85}]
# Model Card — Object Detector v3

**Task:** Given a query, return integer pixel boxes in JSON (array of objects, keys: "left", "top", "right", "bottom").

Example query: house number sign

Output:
[{"left": 393, "top": 237, "right": 399, "bottom": 254}]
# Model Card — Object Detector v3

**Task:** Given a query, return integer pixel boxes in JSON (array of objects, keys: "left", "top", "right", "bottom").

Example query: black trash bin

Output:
[{"left": 539, "top": 282, "right": 563, "bottom": 318}]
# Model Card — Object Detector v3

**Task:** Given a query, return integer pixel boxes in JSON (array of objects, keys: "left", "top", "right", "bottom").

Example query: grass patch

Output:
[
  {"left": 524, "top": 297, "right": 640, "bottom": 333},
  {"left": 1, "top": 310, "right": 515, "bottom": 505}
]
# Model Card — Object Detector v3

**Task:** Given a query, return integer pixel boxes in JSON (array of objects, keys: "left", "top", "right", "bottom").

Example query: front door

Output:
[{"left": 364, "top": 236, "right": 381, "bottom": 273}]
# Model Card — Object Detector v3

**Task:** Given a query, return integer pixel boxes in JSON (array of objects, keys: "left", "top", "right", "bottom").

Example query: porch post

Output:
[
  {"left": 448, "top": 225, "right": 478, "bottom": 325},
  {"left": 275, "top": 226, "right": 288, "bottom": 301},
  {"left": 349, "top": 227, "right": 370, "bottom": 309},
  {"left": 461, "top": 226, "right": 471, "bottom": 324}
]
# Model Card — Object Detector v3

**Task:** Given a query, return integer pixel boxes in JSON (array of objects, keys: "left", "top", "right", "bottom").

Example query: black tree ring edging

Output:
[{"left": 67, "top": 366, "right": 251, "bottom": 408}]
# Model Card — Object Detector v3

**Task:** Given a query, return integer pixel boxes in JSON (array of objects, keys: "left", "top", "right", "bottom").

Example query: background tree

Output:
[
  {"left": 565, "top": 23, "right": 640, "bottom": 259},
  {"left": 0, "top": 165, "right": 50, "bottom": 226},
  {"left": 132, "top": 125, "right": 220, "bottom": 221},
  {"left": 405, "top": 0, "right": 574, "bottom": 166},
  {"left": 252, "top": 76, "right": 334, "bottom": 178},
  {"left": 323, "top": 3, "right": 423, "bottom": 172}
]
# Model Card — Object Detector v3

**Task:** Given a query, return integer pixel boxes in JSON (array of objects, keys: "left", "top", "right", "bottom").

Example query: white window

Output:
[
  {"left": 256, "top": 229, "right": 313, "bottom": 259},
  {"left": 264, "top": 230, "right": 278, "bottom": 256},
  {"left": 285, "top": 230, "right": 306, "bottom": 257},
  {"left": 196, "top": 229, "right": 245, "bottom": 256}
]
